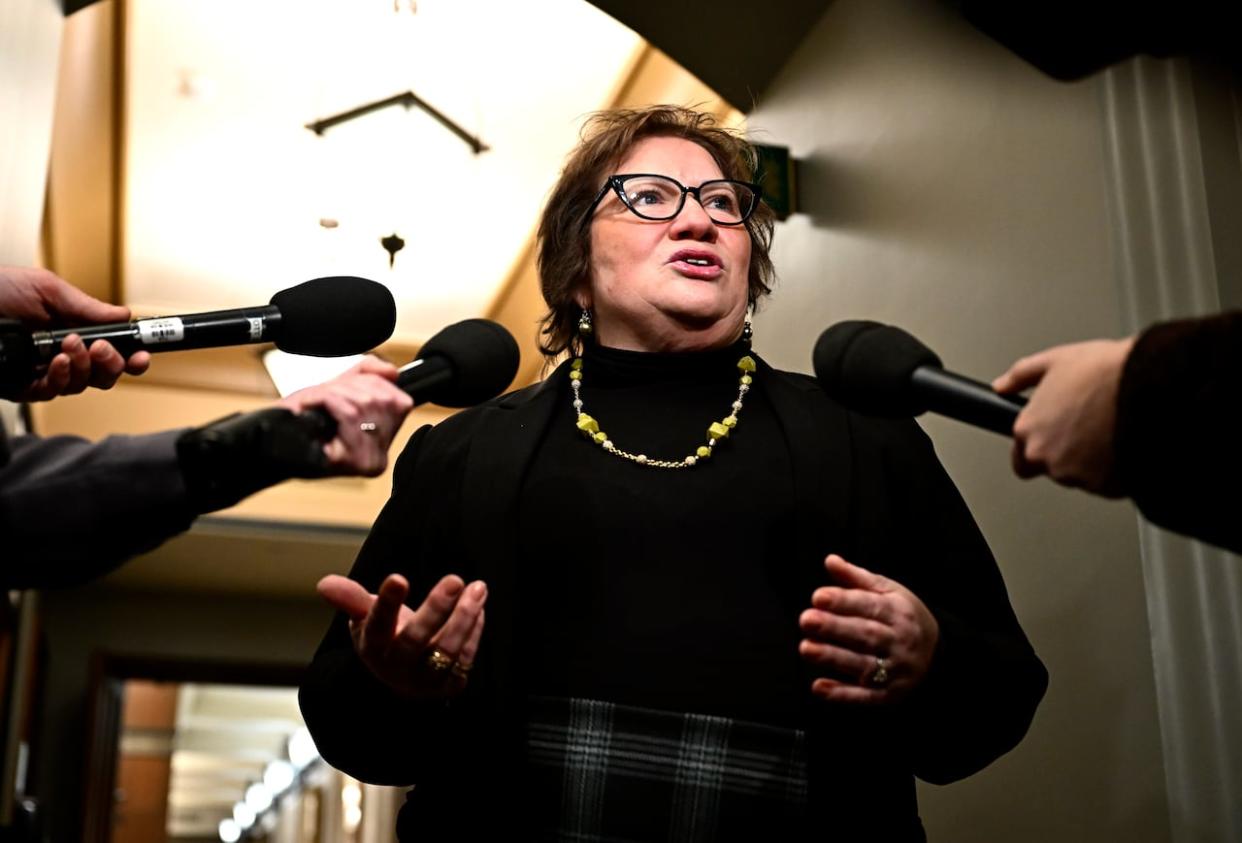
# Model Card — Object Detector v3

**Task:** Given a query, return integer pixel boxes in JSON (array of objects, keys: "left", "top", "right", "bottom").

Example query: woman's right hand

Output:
[{"left": 316, "top": 572, "right": 487, "bottom": 699}]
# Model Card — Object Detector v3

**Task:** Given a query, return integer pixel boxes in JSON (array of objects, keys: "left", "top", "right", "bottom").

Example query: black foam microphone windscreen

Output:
[
  {"left": 410, "top": 318, "right": 520, "bottom": 407},
  {"left": 813, "top": 320, "right": 942, "bottom": 416},
  {"left": 272, "top": 276, "right": 396, "bottom": 356}
]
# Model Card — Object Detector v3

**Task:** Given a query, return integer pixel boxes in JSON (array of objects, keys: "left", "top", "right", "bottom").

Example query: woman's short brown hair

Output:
[{"left": 536, "top": 105, "right": 776, "bottom": 359}]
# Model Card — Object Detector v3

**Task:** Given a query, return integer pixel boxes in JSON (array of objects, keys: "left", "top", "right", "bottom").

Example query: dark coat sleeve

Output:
[
  {"left": 1114, "top": 311, "right": 1242, "bottom": 553},
  {"left": 0, "top": 430, "right": 196, "bottom": 588},
  {"left": 850, "top": 416, "right": 1048, "bottom": 785},
  {"left": 298, "top": 421, "right": 485, "bottom": 787}
]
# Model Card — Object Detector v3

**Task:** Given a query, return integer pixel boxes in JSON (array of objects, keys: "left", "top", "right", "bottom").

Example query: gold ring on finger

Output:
[
  {"left": 868, "top": 656, "right": 890, "bottom": 688},
  {"left": 450, "top": 660, "right": 473, "bottom": 680},
  {"left": 425, "top": 647, "right": 454, "bottom": 674}
]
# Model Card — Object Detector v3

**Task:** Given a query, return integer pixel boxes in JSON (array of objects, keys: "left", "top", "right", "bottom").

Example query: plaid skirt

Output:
[{"left": 525, "top": 696, "right": 808, "bottom": 842}]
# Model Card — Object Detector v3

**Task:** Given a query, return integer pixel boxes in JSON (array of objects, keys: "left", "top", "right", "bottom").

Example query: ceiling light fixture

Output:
[
  {"left": 305, "top": 90, "right": 489, "bottom": 155},
  {"left": 288, "top": 726, "right": 320, "bottom": 770},
  {"left": 245, "top": 782, "right": 274, "bottom": 813},
  {"left": 233, "top": 801, "right": 256, "bottom": 829},
  {"left": 381, "top": 232, "right": 406, "bottom": 268},
  {"left": 264, "top": 759, "right": 296, "bottom": 793}
]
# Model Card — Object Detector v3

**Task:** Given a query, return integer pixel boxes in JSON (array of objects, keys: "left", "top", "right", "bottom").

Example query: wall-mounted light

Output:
[{"left": 753, "top": 144, "right": 801, "bottom": 222}]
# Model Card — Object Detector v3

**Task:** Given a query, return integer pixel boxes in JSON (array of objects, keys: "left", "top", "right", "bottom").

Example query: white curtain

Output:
[{"left": 1100, "top": 56, "right": 1242, "bottom": 843}]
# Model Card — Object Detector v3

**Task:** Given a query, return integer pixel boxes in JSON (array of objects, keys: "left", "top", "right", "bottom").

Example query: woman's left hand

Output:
[{"left": 798, "top": 554, "right": 939, "bottom": 704}]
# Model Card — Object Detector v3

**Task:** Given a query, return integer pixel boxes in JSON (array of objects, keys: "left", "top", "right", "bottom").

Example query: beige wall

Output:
[
  {"left": 46, "top": 0, "right": 122, "bottom": 305},
  {"left": 749, "top": 1, "right": 1168, "bottom": 840},
  {"left": 0, "top": 0, "right": 61, "bottom": 265}
]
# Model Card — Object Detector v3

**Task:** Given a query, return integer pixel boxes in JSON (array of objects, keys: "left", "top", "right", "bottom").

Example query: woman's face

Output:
[{"left": 581, "top": 135, "right": 752, "bottom": 352}]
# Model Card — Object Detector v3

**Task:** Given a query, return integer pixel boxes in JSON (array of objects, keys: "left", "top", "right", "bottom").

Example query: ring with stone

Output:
[
  {"left": 425, "top": 648, "right": 454, "bottom": 674},
  {"left": 868, "top": 656, "right": 890, "bottom": 687}
]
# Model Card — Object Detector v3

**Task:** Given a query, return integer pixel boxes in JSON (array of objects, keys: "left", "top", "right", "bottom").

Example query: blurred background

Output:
[{"left": 2, "top": 0, "right": 1239, "bottom": 841}]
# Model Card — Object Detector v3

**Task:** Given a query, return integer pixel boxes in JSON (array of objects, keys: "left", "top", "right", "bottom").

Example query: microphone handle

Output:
[
  {"left": 911, "top": 366, "right": 1027, "bottom": 436},
  {"left": 395, "top": 356, "right": 453, "bottom": 398},
  {"left": 297, "top": 355, "right": 456, "bottom": 440},
  {"left": 30, "top": 305, "right": 283, "bottom": 363}
]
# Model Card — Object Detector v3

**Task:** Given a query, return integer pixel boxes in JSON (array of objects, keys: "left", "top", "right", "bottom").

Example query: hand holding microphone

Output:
[
  {"left": 0, "top": 266, "right": 151, "bottom": 400},
  {"left": 278, "top": 356, "right": 415, "bottom": 478},
  {"left": 1, "top": 262, "right": 520, "bottom": 512},
  {"left": 813, "top": 320, "right": 1134, "bottom": 495},
  {"left": 176, "top": 318, "right": 520, "bottom": 513},
  {"left": 294, "top": 317, "right": 522, "bottom": 441},
  {"left": 992, "top": 337, "right": 1135, "bottom": 495},
  {"left": 0, "top": 271, "right": 397, "bottom": 397}
]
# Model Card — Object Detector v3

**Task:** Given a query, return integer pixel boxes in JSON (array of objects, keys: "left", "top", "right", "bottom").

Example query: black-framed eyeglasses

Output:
[{"left": 584, "top": 173, "right": 763, "bottom": 227}]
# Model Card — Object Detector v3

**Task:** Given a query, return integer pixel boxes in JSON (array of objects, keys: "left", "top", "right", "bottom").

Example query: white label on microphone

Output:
[
  {"left": 248, "top": 316, "right": 264, "bottom": 341},
  {"left": 137, "top": 317, "right": 185, "bottom": 344}
]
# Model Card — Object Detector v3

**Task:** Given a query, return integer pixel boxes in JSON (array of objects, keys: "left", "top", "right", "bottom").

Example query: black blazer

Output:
[{"left": 300, "top": 358, "right": 1047, "bottom": 841}]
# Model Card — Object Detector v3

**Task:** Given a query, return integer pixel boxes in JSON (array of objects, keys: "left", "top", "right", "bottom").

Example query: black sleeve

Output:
[
  {"left": 1115, "top": 311, "right": 1242, "bottom": 553},
  {"left": 298, "top": 423, "right": 478, "bottom": 786},
  {"left": 0, "top": 430, "right": 196, "bottom": 589},
  {"left": 854, "top": 418, "right": 1048, "bottom": 784}
]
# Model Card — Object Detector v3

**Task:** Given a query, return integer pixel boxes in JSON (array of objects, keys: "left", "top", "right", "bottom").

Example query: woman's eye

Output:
[
  {"left": 705, "top": 192, "right": 739, "bottom": 213},
  {"left": 630, "top": 189, "right": 668, "bottom": 206}
]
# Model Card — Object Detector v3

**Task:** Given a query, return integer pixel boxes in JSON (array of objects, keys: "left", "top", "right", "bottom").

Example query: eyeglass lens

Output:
[{"left": 618, "top": 175, "right": 755, "bottom": 224}]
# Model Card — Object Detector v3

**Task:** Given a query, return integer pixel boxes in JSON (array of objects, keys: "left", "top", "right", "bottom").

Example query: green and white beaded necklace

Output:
[{"left": 569, "top": 353, "right": 757, "bottom": 469}]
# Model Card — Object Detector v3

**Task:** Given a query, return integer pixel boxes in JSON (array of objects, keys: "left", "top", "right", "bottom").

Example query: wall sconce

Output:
[{"left": 753, "top": 144, "right": 800, "bottom": 222}]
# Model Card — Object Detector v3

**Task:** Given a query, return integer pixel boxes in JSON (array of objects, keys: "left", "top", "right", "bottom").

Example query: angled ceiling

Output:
[
  {"left": 123, "top": 0, "right": 643, "bottom": 344},
  {"left": 584, "top": 0, "right": 833, "bottom": 110}
]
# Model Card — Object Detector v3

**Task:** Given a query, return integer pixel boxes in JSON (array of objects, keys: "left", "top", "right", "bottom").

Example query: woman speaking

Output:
[{"left": 300, "top": 106, "right": 1047, "bottom": 841}]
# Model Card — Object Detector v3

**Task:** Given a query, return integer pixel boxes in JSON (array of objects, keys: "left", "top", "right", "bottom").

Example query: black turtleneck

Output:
[{"left": 516, "top": 341, "right": 805, "bottom": 728}]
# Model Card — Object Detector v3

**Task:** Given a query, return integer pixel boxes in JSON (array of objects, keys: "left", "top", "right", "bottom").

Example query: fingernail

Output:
[
  {"left": 444, "top": 578, "right": 464, "bottom": 596},
  {"left": 470, "top": 581, "right": 487, "bottom": 599}
]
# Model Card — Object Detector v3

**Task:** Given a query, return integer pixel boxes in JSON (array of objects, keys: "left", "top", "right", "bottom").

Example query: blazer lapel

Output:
[
  {"left": 461, "top": 360, "right": 570, "bottom": 699},
  {"left": 759, "top": 360, "right": 854, "bottom": 566},
  {"left": 762, "top": 362, "right": 905, "bottom": 824}
]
